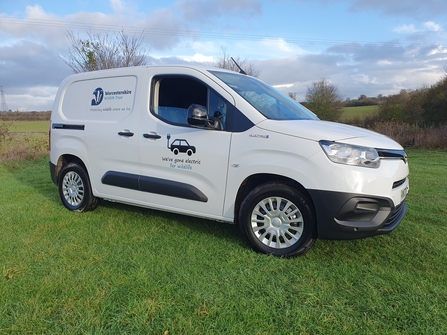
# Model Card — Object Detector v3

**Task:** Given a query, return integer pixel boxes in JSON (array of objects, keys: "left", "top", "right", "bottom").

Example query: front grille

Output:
[
  {"left": 377, "top": 149, "right": 408, "bottom": 164},
  {"left": 392, "top": 178, "right": 407, "bottom": 189}
]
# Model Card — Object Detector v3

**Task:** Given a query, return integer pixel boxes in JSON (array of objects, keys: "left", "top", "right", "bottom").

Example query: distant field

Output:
[
  {"left": 342, "top": 105, "right": 378, "bottom": 121},
  {"left": 1, "top": 121, "right": 48, "bottom": 161},
  {"left": 10, "top": 121, "right": 49, "bottom": 133}
]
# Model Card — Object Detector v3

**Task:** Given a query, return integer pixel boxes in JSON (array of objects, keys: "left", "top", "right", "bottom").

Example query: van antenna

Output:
[{"left": 231, "top": 57, "right": 247, "bottom": 75}]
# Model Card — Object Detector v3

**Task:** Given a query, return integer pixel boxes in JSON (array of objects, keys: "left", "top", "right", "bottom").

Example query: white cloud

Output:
[
  {"left": 427, "top": 45, "right": 447, "bottom": 57},
  {"left": 6, "top": 86, "right": 58, "bottom": 111},
  {"left": 25, "top": 4, "right": 48, "bottom": 18},
  {"left": 261, "top": 38, "right": 306, "bottom": 56},
  {"left": 110, "top": 0, "right": 125, "bottom": 13},
  {"left": 352, "top": 74, "right": 378, "bottom": 84},
  {"left": 273, "top": 83, "right": 294, "bottom": 88},
  {"left": 424, "top": 21, "right": 442, "bottom": 32},
  {"left": 393, "top": 24, "right": 418, "bottom": 34},
  {"left": 182, "top": 53, "right": 214, "bottom": 63}
]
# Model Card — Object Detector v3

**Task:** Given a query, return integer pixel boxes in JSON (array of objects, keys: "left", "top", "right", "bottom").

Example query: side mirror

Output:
[
  {"left": 187, "top": 104, "right": 209, "bottom": 126},
  {"left": 187, "top": 104, "right": 224, "bottom": 130}
]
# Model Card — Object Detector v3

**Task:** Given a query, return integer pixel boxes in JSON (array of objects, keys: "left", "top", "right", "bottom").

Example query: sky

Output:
[{"left": 1, "top": 0, "right": 447, "bottom": 111}]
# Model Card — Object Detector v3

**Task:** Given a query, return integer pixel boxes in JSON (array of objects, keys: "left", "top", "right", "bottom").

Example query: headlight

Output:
[{"left": 320, "top": 140, "right": 380, "bottom": 168}]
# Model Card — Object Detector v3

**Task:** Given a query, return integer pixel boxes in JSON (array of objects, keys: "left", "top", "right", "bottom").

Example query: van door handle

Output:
[
  {"left": 118, "top": 131, "right": 134, "bottom": 137},
  {"left": 143, "top": 133, "right": 161, "bottom": 139}
]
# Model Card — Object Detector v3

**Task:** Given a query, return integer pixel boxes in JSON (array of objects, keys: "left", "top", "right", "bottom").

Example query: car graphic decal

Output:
[{"left": 166, "top": 133, "right": 196, "bottom": 156}]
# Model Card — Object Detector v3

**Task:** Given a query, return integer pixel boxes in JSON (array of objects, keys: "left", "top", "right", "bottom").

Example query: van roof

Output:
[
  {"left": 62, "top": 64, "right": 241, "bottom": 82},
  {"left": 83, "top": 64, "right": 235, "bottom": 74}
]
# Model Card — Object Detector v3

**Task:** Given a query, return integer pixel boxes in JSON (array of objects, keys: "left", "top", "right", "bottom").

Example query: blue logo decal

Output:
[{"left": 91, "top": 87, "right": 104, "bottom": 106}]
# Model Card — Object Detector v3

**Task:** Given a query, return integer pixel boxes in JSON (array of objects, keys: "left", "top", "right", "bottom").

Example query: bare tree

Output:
[
  {"left": 213, "top": 47, "right": 260, "bottom": 77},
  {"left": 62, "top": 30, "right": 148, "bottom": 73},
  {"left": 288, "top": 92, "right": 297, "bottom": 100},
  {"left": 305, "top": 79, "right": 344, "bottom": 121}
]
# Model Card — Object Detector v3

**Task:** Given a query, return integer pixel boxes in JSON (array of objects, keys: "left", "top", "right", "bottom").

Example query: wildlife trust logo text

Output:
[{"left": 91, "top": 87, "right": 133, "bottom": 106}]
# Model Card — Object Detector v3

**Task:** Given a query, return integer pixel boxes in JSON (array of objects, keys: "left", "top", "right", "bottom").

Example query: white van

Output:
[{"left": 49, "top": 65, "right": 409, "bottom": 257}]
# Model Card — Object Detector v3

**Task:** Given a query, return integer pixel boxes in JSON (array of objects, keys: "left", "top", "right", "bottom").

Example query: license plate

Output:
[{"left": 400, "top": 185, "right": 409, "bottom": 203}]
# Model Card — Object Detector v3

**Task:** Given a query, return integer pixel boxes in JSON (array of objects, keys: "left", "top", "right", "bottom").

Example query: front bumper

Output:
[{"left": 309, "top": 189, "right": 407, "bottom": 240}]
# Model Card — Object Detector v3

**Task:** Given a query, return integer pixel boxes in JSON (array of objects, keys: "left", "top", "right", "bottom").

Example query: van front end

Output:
[{"left": 304, "top": 141, "right": 409, "bottom": 240}]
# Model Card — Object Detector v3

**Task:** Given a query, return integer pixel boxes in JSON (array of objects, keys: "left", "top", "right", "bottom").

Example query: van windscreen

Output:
[{"left": 209, "top": 71, "right": 319, "bottom": 121}]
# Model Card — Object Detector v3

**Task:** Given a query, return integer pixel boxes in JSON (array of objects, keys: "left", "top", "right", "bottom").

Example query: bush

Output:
[
  {"left": 422, "top": 74, "right": 447, "bottom": 125},
  {"left": 0, "top": 118, "right": 49, "bottom": 162},
  {"left": 377, "top": 72, "right": 447, "bottom": 127},
  {"left": 0, "top": 120, "right": 14, "bottom": 157},
  {"left": 376, "top": 89, "right": 427, "bottom": 125},
  {"left": 0, "top": 134, "right": 48, "bottom": 162},
  {"left": 372, "top": 122, "right": 447, "bottom": 149}
]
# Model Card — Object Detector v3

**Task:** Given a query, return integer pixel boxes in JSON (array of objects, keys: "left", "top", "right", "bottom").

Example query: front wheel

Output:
[
  {"left": 239, "top": 182, "right": 316, "bottom": 257},
  {"left": 58, "top": 163, "right": 99, "bottom": 212}
]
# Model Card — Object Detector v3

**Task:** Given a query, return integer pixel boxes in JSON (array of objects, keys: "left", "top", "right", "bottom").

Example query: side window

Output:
[
  {"left": 151, "top": 76, "right": 206, "bottom": 126},
  {"left": 151, "top": 76, "right": 229, "bottom": 130}
]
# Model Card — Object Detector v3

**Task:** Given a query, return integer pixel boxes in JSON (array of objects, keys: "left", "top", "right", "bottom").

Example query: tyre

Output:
[
  {"left": 186, "top": 149, "right": 193, "bottom": 156},
  {"left": 173, "top": 148, "right": 179, "bottom": 155},
  {"left": 58, "top": 163, "right": 99, "bottom": 212},
  {"left": 239, "top": 182, "right": 316, "bottom": 257}
]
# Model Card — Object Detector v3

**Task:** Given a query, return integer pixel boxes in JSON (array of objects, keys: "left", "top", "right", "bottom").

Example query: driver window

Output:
[
  {"left": 151, "top": 76, "right": 206, "bottom": 126},
  {"left": 151, "top": 76, "right": 228, "bottom": 130}
]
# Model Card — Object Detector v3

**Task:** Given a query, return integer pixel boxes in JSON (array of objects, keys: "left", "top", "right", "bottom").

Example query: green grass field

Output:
[
  {"left": 9, "top": 120, "right": 50, "bottom": 133},
  {"left": 342, "top": 105, "right": 378, "bottom": 122},
  {"left": 1, "top": 150, "right": 446, "bottom": 334}
]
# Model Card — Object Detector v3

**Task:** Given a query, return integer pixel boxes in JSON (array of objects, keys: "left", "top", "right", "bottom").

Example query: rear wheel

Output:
[
  {"left": 239, "top": 182, "right": 316, "bottom": 257},
  {"left": 58, "top": 163, "right": 99, "bottom": 212}
]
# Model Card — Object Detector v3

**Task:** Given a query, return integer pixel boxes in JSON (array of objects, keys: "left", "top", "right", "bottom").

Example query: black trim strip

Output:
[
  {"left": 139, "top": 176, "right": 208, "bottom": 202},
  {"left": 102, "top": 171, "right": 140, "bottom": 191},
  {"left": 52, "top": 123, "right": 85, "bottom": 130},
  {"left": 101, "top": 171, "right": 208, "bottom": 202},
  {"left": 392, "top": 178, "right": 407, "bottom": 189}
]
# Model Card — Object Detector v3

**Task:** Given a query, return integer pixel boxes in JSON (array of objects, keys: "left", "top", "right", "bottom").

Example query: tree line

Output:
[{"left": 375, "top": 78, "right": 447, "bottom": 127}]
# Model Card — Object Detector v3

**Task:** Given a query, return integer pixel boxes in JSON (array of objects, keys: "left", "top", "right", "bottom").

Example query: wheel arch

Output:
[
  {"left": 234, "top": 173, "right": 315, "bottom": 224},
  {"left": 54, "top": 154, "right": 89, "bottom": 184}
]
